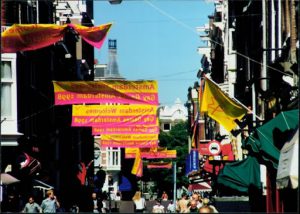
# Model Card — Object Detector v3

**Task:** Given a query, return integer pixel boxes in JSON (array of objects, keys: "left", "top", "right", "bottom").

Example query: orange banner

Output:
[
  {"left": 1, "top": 23, "right": 112, "bottom": 53},
  {"left": 147, "top": 162, "right": 172, "bottom": 169}
]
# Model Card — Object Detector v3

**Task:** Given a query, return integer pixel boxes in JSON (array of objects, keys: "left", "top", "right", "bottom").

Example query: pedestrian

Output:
[
  {"left": 166, "top": 200, "right": 176, "bottom": 213},
  {"left": 200, "top": 198, "right": 218, "bottom": 213},
  {"left": 177, "top": 193, "right": 189, "bottom": 213},
  {"left": 40, "top": 189, "right": 60, "bottom": 213},
  {"left": 132, "top": 191, "right": 146, "bottom": 213},
  {"left": 161, "top": 191, "right": 168, "bottom": 201},
  {"left": 191, "top": 193, "right": 203, "bottom": 209},
  {"left": 89, "top": 192, "right": 103, "bottom": 213},
  {"left": 22, "top": 196, "right": 42, "bottom": 213},
  {"left": 114, "top": 191, "right": 122, "bottom": 212},
  {"left": 152, "top": 199, "right": 165, "bottom": 213},
  {"left": 198, "top": 205, "right": 214, "bottom": 213},
  {"left": 187, "top": 200, "right": 199, "bottom": 213}
]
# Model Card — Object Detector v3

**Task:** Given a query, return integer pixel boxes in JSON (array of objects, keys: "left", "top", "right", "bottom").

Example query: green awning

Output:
[
  {"left": 217, "top": 156, "right": 261, "bottom": 193},
  {"left": 243, "top": 109, "right": 299, "bottom": 168}
]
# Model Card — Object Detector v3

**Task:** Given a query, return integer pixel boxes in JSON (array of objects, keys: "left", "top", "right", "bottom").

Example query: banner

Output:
[
  {"left": 100, "top": 140, "right": 158, "bottom": 148},
  {"left": 1, "top": 23, "right": 112, "bottom": 53},
  {"left": 92, "top": 125, "right": 159, "bottom": 135},
  {"left": 72, "top": 105, "right": 157, "bottom": 127},
  {"left": 200, "top": 77, "right": 247, "bottom": 132},
  {"left": 125, "top": 148, "right": 176, "bottom": 159},
  {"left": 147, "top": 162, "right": 172, "bottom": 169},
  {"left": 131, "top": 149, "right": 143, "bottom": 177},
  {"left": 100, "top": 134, "right": 158, "bottom": 148},
  {"left": 185, "top": 149, "right": 199, "bottom": 175},
  {"left": 53, "top": 80, "right": 158, "bottom": 105}
]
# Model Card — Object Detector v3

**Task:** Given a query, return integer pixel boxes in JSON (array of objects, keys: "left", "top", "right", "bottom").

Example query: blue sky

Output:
[{"left": 94, "top": 0, "right": 214, "bottom": 106}]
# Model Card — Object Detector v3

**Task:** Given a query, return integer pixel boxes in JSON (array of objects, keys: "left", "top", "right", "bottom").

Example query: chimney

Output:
[{"left": 106, "top": 39, "right": 123, "bottom": 79}]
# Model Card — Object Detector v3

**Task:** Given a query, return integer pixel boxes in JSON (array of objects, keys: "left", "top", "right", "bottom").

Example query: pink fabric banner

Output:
[
  {"left": 92, "top": 125, "right": 159, "bottom": 135},
  {"left": 100, "top": 140, "right": 158, "bottom": 148},
  {"left": 53, "top": 80, "right": 158, "bottom": 105},
  {"left": 1, "top": 24, "right": 67, "bottom": 53},
  {"left": 72, "top": 115, "right": 158, "bottom": 127},
  {"left": 1, "top": 23, "right": 112, "bottom": 53},
  {"left": 70, "top": 23, "right": 112, "bottom": 49}
]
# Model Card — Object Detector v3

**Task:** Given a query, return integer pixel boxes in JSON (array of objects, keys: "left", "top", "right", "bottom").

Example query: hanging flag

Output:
[
  {"left": 1, "top": 23, "right": 112, "bottom": 53},
  {"left": 200, "top": 77, "right": 247, "bottom": 132},
  {"left": 131, "top": 149, "right": 143, "bottom": 177}
]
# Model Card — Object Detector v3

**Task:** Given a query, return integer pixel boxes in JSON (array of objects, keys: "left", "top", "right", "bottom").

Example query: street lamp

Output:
[{"left": 108, "top": 0, "right": 122, "bottom": 4}]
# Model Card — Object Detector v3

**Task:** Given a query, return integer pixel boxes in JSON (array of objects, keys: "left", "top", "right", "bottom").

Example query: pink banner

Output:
[
  {"left": 53, "top": 80, "right": 158, "bottom": 105},
  {"left": 72, "top": 115, "right": 157, "bottom": 127},
  {"left": 92, "top": 125, "right": 159, "bottom": 135},
  {"left": 100, "top": 140, "right": 158, "bottom": 148}
]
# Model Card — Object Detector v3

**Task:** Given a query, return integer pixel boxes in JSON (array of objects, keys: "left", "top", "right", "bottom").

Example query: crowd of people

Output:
[
  {"left": 18, "top": 189, "right": 217, "bottom": 213},
  {"left": 131, "top": 190, "right": 218, "bottom": 213}
]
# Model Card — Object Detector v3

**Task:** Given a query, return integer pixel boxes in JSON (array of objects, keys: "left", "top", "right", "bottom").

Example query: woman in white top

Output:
[{"left": 132, "top": 191, "right": 146, "bottom": 213}]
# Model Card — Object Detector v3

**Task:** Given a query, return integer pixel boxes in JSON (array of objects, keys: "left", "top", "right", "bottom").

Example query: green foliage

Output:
[{"left": 144, "top": 121, "right": 189, "bottom": 196}]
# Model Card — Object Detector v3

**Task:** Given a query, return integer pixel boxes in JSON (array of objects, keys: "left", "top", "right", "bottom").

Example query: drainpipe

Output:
[{"left": 261, "top": 0, "right": 267, "bottom": 120}]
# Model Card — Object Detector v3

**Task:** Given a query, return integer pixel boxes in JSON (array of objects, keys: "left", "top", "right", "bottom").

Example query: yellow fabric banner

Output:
[
  {"left": 73, "top": 104, "right": 157, "bottom": 116},
  {"left": 200, "top": 77, "right": 247, "bottom": 131},
  {"left": 131, "top": 149, "right": 143, "bottom": 177}
]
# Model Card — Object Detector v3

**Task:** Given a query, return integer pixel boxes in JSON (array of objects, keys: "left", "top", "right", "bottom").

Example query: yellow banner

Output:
[{"left": 73, "top": 105, "right": 157, "bottom": 116}]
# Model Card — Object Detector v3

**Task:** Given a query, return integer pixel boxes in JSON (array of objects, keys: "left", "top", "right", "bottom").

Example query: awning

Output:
[
  {"left": 217, "top": 156, "right": 261, "bottom": 193},
  {"left": 0, "top": 173, "right": 20, "bottom": 185},
  {"left": 188, "top": 182, "right": 212, "bottom": 192},
  {"left": 276, "top": 129, "right": 298, "bottom": 189},
  {"left": 119, "top": 176, "right": 132, "bottom": 191},
  {"left": 243, "top": 109, "right": 299, "bottom": 168}
]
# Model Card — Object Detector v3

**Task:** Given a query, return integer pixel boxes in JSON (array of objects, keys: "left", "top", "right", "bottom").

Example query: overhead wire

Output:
[{"left": 143, "top": 0, "right": 293, "bottom": 77}]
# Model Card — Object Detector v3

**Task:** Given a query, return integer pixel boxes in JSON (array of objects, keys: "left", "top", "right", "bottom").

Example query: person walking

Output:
[
  {"left": 89, "top": 192, "right": 103, "bottom": 213},
  {"left": 40, "top": 190, "right": 60, "bottom": 213},
  {"left": 166, "top": 200, "right": 176, "bottom": 213},
  {"left": 152, "top": 199, "right": 165, "bottom": 213},
  {"left": 161, "top": 191, "right": 168, "bottom": 201},
  {"left": 177, "top": 193, "right": 189, "bottom": 213},
  {"left": 132, "top": 191, "right": 146, "bottom": 213},
  {"left": 186, "top": 200, "right": 199, "bottom": 213},
  {"left": 22, "top": 196, "right": 42, "bottom": 213}
]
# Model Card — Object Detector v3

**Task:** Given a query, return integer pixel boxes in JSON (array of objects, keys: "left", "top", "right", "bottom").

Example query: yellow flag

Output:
[
  {"left": 200, "top": 77, "right": 247, "bottom": 131},
  {"left": 131, "top": 149, "right": 143, "bottom": 177}
]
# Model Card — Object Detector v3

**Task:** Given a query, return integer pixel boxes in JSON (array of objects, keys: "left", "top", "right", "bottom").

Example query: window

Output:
[
  {"left": 1, "top": 61, "right": 13, "bottom": 118},
  {"left": 163, "top": 123, "right": 171, "bottom": 131},
  {"left": 1, "top": 53, "right": 20, "bottom": 146}
]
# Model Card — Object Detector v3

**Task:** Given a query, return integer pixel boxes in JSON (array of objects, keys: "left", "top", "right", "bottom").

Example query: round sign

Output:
[{"left": 208, "top": 140, "right": 221, "bottom": 155}]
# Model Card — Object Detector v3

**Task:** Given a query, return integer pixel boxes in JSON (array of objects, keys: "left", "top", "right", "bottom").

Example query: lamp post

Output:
[{"left": 173, "top": 162, "right": 177, "bottom": 205}]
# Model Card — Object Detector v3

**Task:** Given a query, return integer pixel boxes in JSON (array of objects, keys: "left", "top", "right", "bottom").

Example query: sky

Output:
[{"left": 94, "top": 0, "right": 214, "bottom": 106}]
